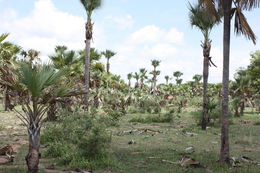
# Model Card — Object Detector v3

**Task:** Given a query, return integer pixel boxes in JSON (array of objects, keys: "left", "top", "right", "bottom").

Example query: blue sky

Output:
[{"left": 0, "top": 0, "right": 259, "bottom": 84}]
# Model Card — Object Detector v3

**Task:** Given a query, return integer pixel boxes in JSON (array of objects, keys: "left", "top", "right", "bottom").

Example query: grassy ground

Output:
[{"left": 0, "top": 106, "right": 260, "bottom": 173}]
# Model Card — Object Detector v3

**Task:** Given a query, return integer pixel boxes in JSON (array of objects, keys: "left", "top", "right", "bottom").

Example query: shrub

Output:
[
  {"left": 41, "top": 110, "right": 114, "bottom": 170},
  {"left": 129, "top": 109, "right": 175, "bottom": 123},
  {"left": 254, "top": 121, "right": 260, "bottom": 125}
]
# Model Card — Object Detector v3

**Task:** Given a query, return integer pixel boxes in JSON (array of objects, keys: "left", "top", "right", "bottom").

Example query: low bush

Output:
[
  {"left": 41, "top": 110, "right": 115, "bottom": 170},
  {"left": 129, "top": 109, "right": 175, "bottom": 123},
  {"left": 254, "top": 121, "right": 260, "bottom": 125}
]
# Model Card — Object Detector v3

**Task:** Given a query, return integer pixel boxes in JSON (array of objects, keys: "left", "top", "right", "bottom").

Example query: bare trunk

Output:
[
  {"left": 220, "top": 0, "right": 232, "bottom": 164},
  {"left": 26, "top": 123, "right": 41, "bottom": 173},
  {"left": 106, "top": 59, "right": 110, "bottom": 73},
  {"left": 3, "top": 87, "right": 11, "bottom": 111},
  {"left": 128, "top": 79, "right": 131, "bottom": 87},
  {"left": 201, "top": 56, "right": 209, "bottom": 130},
  {"left": 84, "top": 38, "right": 91, "bottom": 111},
  {"left": 46, "top": 104, "right": 57, "bottom": 121},
  {"left": 239, "top": 100, "right": 245, "bottom": 116}
]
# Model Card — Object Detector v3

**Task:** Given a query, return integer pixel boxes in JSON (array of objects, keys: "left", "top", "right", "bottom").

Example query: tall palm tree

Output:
[
  {"left": 151, "top": 60, "right": 161, "bottom": 89},
  {"left": 127, "top": 73, "right": 133, "bottom": 87},
  {"left": 189, "top": 4, "right": 218, "bottom": 130},
  {"left": 199, "top": 0, "right": 259, "bottom": 163},
  {"left": 102, "top": 49, "right": 116, "bottom": 73},
  {"left": 79, "top": 0, "right": 102, "bottom": 110},
  {"left": 139, "top": 68, "right": 148, "bottom": 89},
  {"left": 133, "top": 72, "right": 140, "bottom": 88}
]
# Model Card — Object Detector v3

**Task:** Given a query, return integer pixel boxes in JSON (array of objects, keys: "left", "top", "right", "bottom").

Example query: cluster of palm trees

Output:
[
  {"left": 192, "top": 0, "right": 259, "bottom": 163},
  {"left": 0, "top": 0, "right": 259, "bottom": 171}
]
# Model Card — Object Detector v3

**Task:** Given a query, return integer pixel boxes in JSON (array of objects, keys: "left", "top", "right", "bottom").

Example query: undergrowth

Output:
[{"left": 41, "top": 110, "right": 116, "bottom": 170}]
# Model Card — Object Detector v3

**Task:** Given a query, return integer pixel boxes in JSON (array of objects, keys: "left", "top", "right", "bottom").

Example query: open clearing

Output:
[{"left": 0, "top": 108, "right": 260, "bottom": 173}]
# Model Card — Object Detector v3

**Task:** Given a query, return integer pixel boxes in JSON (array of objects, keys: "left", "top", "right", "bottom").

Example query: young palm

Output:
[
  {"left": 79, "top": 0, "right": 102, "bottom": 110},
  {"left": 102, "top": 49, "right": 116, "bottom": 73},
  {"left": 199, "top": 0, "right": 259, "bottom": 163},
  {"left": 189, "top": 4, "right": 218, "bottom": 130},
  {"left": 13, "top": 63, "right": 67, "bottom": 173}
]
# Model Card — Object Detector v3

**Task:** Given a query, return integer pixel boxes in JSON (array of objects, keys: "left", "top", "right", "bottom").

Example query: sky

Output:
[{"left": 0, "top": 0, "right": 259, "bottom": 84}]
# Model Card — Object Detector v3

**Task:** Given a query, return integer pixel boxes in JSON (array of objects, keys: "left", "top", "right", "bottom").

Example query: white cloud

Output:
[
  {"left": 0, "top": 0, "right": 105, "bottom": 59},
  {"left": 129, "top": 25, "right": 183, "bottom": 44},
  {"left": 105, "top": 14, "right": 134, "bottom": 29}
]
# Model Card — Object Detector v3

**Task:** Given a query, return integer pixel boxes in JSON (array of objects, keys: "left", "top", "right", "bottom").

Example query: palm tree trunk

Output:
[
  {"left": 201, "top": 44, "right": 210, "bottom": 130},
  {"left": 106, "top": 58, "right": 110, "bottom": 73},
  {"left": 84, "top": 39, "right": 91, "bottom": 110},
  {"left": 26, "top": 120, "right": 41, "bottom": 173},
  {"left": 220, "top": 0, "right": 232, "bottom": 164},
  {"left": 3, "top": 87, "right": 11, "bottom": 111},
  {"left": 128, "top": 79, "right": 131, "bottom": 87},
  {"left": 239, "top": 100, "right": 245, "bottom": 115}
]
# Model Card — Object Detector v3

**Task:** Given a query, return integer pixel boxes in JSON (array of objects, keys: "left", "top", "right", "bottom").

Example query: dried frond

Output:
[
  {"left": 198, "top": 0, "right": 220, "bottom": 21},
  {"left": 234, "top": 8, "right": 257, "bottom": 44},
  {"left": 238, "top": 0, "right": 260, "bottom": 10}
]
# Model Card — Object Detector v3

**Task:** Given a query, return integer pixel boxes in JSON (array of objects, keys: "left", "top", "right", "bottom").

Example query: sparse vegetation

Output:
[{"left": 0, "top": 0, "right": 259, "bottom": 173}]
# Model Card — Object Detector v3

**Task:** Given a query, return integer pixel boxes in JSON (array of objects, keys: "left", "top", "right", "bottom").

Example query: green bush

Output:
[
  {"left": 254, "top": 121, "right": 260, "bottom": 125},
  {"left": 129, "top": 109, "right": 175, "bottom": 123},
  {"left": 41, "top": 111, "right": 114, "bottom": 169}
]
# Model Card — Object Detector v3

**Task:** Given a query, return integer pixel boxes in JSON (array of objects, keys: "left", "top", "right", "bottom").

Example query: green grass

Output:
[
  {"left": 104, "top": 110, "right": 260, "bottom": 173},
  {"left": 0, "top": 107, "right": 260, "bottom": 173}
]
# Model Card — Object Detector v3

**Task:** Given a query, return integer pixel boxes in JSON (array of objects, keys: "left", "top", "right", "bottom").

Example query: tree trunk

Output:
[
  {"left": 239, "top": 100, "right": 245, "bottom": 116},
  {"left": 26, "top": 123, "right": 41, "bottom": 173},
  {"left": 128, "top": 79, "right": 131, "bottom": 87},
  {"left": 201, "top": 42, "right": 210, "bottom": 130},
  {"left": 234, "top": 105, "right": 239, "bottom": 117},
  {"left": 84, "top": 37, "right": 91, "bottom": 111},
  {"left": 46, "top": 104, "right": 57, "bottom": 121},
  {"left": 220, "top": 0, "right": 232, "bottom": 164},
  {"left": 106, "top": 58, "right": 110, "bottom": 73},
  {"left": 3, "top": 87, "right": 11, "bottom": 111}
]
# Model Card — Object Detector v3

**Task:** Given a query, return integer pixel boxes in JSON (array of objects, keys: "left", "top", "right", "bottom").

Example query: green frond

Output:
[
  {"left": 102, "top": 49, "right": 116, "bottom": 59},
  {"left": 18, "top": 63, "right": 65, "bottom": 97},
  {"left": 189, "top": 3, "right": 218, "bottom": 40},
  {"left": 80, "top": 0, "right": 102, "bottom": 20},
  {"left": 0, "top": 33, "right": 9, "bottom": 43}
]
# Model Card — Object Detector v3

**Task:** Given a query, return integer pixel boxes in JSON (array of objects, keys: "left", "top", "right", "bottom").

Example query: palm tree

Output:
[
  {"left": 49, "top": 45, "right": 80, "bottom": 78},
  {"left": 193, "top": 74, "right": 202, "bottom": 83},
  {"left": 79, "top": 0, "right": 102, "bottom": 110},
  {"left": 0, "top": 33, "right": 21, "bottom": 111},
  {"left": 133, "top": 72, "right": 140, "bottom": 88},
  {"left": 127, "top": 73, "right": 133, "bottom": 87},
  {"left": 199, "top": 0, "right": 259, "bottom": 163},
  {"left": 10, "top": 63, "right": 70, "bottom": 173},
  {"left": 189, "top": 4, "right": 218, "bottom": 130},
  {"left": 173, "top": 71, "right": 183, "bottom": 85},
  {"left": 151, "top": 60, "right": 161, "bottom": 89},
  {"left": 102, "top": 49, "right": 116, "bottom": 73},
  {"left": 165, "top": 75, "right": 171, "bottom": 85},
  {"left": 139, "top": 68, "right": 148, "bottom": 89}
]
